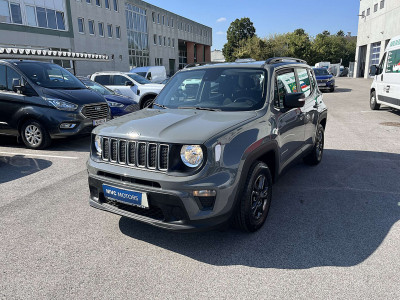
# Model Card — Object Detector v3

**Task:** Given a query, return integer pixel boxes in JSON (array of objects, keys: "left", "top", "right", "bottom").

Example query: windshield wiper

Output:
[
  {"left": 153, "top": 103, "right": 168, "bottom": 109},
  {"left": 178, "top": 106, "right": 221, "bottom": 112}
]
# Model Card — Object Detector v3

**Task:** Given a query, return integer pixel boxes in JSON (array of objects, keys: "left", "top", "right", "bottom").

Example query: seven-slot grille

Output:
[
  {"left": 101, "top": 137, "right": 169, "bottom": 172},
  {"left": 81, "top": 103, "right": 109, "bottom": 120}
]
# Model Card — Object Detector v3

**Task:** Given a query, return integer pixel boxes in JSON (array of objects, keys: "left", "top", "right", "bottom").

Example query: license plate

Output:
[
  {"left": 102, "top": 184, "right": 149, "bottom": 209},
  {"left": 318, "top": 83, "right": 326, "bottom": 87},
  {"left": 93, "top": 118, "right": 107, "bottom": 126}
]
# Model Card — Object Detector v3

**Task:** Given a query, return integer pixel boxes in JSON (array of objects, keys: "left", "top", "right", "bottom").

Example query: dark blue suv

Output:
[{"left": 313, "top": 68, "right": 335, "bottom": 92}]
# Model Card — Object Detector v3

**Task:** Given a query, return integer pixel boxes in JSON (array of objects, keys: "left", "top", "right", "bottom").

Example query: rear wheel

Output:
[
  {"left": 370, "top": 91, "right": 380, "bottom": 110},
  {"left": 20, "top": 120, "right": 51, "bottom": 149},
  {"left": 234, "top": 161, "right": 272, "bottom": 232},
  {"left": 141, "top": 97, "right": 155, "bottom": 109}
]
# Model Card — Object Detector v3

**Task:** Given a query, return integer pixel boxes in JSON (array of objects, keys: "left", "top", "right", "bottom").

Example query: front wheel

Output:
[
  {"left": 20, "top": 120, "right": 51, "bottom": 149},
  {"left": 370, "top": 91, "right": 380, "bottom": 110},
  {"left": 330, "top": 86, "right": 335, "bottom": 92},
  {"left": 234, "top": 161, "right": 272, "bottom": 232},
  {"left": 303, "top": 124, "right": 324, "bottom": 165}
]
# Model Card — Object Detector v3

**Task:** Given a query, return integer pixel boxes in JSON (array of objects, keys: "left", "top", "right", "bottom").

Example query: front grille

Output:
[
  {"left": 81, "top": 103, "right": 109, "bottom": 119},
  {"left": 102, "top": 137, "right": 170, "bottom": 172},
  {"left": 317, "top": 79, "right": 329, "bottom": 84}
]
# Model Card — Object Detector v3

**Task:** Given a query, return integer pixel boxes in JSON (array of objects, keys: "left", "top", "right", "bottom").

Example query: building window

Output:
[
  {"left": 0, "top": 0, "right": 11, "bottom": 23},
  {"left": 171, "top": 18, "right": 173, "bottom": 27},
  {"left": 163, "top": 36, "right": 166, "bottom": 46},
  {"left": 78, "top": 17, "right": 85, "bottom": 33},
  {"left": 88, "top": 20, "right": 95, "bottom": 35},
  {"left": 10, "top": 2, "right": 22, "bottom": 24},
  {"left": 162, "top": 15, "right": 164, "bottom": 25},
  {"left": 370, "top": 42, "right": 381, "bottom": 66},
  {"left": 113, "top": 0, "right": 118, "bottom": 11},
  {"left": 98, "top": 22, "right": 104, "bottom": 36},
  {"left": 158, "top": 35, "right": 161, "bottom": 46},
  {"left": 167, "top": 17, "right": 169, "bottom": 27},
  {"left": 86, "top": 0, "right": 91, "bottom": 3},
  {"left": 361, "top": 10, "right": 365, "bottom": 17},
  {"left": 157, "top": 13, "right": 160, "bottom": 24},
  {"left": 105, "top": 0, "right": 109, "bottom": 9},
  {"left": 155, "top": 58, "right": 163, "bottom": 66},
  {"left": 180, "top": 22, "right": 183, "bottom": 30},
  {"left": 116, "top": 26, "right": 121, "bottom": 38},
  {"left": 107, "top": 24, "right": 113, "bottom": 37},
  {"left": 168, "top": 37, "right": 171, "bottom": 47},
  {"left": 374, "top": 3, "right": 378, "bottom": 12},
  {"left": 26, "top": 6, "right": 37, "bottom": 26},
  {"left": 56, "top": 12, "right": 65, "bottom": 30},
  {"left": 152, "top": 12, "right": 155, "bottom": 22},
  {"left": 153, "top": 34, "right": 157, "bottom": 45},
  {"left": 96, "top": 0, "right": 101, "bottom": 7},
  {"left": 172, "top": 38, "right": 175, "bottom": 48},
  {"left": 366, "top": 8, "right": 370, "bottom": 16},
  {"left": 380, "top": 0, "right": 385, "bottom": 9}
]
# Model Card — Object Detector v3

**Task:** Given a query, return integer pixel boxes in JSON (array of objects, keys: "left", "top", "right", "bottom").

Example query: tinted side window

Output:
[
  {"left": 6, "top": 67, "right": 22, "bottom": 91},
  {"left": 0, "top": 65, "right": 6, "bottom": 91},
  {"left": 378, "top": 52, "right": 386, "bottom": 74},
  {"left": 385, "top": 49, "right": 400, "bottom": 73},
  {"left": 275, "top": 69, "right": 297, "bottom": 108},
  {"left": 94, "top": 75, "right": 111, "bottom": 85},
  {"left": 113, "top": 75, "right": 130, "bottom": 85},
  {"left": 308, "top": 69, "right": 316, "bottom": 92},
  {"left": 297, "top": 68, "right": 311, "bottom": 97}
]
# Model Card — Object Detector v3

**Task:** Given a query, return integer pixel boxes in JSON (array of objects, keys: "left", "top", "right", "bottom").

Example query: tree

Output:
[
  {"left": 222, "top": 18, "right": 256, "bottom": 61},
  {"left": 286, "top": 28, "right": 313, "bottom": 62}
]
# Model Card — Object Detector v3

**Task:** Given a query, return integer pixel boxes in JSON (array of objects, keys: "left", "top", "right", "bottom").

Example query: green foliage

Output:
[
  {"left": 222, "top": 18, "right": 256, "bottom": 62},
  {"left": 222, "top": 24, "right": 356, "bottom": 67}
]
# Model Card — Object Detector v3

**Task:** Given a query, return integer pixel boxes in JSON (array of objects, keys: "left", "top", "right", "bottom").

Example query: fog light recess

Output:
[{"left": 60, "top": 123, "right": 77, "bottom": 129}]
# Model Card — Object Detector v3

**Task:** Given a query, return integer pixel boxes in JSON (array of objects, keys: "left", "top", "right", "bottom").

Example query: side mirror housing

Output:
[
  {"left": 284, "top": 92, "right": 305, "bottom": 108},
  {"left": 12, "top": 78, "right": 25, "bottom": 94},
  {"left": 369, "top": 65, "right": 379, "bottom": 76},
  {"left": 125, "top": 81, "right": 134, "bottom": 86}
]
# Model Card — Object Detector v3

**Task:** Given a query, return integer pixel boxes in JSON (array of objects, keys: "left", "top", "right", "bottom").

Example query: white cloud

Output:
[
  {"left": 216, "top": 31, "right": 226, "bottom": 35},
  {"left": 216, "top": 17, "right": 226, "bottom": 23}
]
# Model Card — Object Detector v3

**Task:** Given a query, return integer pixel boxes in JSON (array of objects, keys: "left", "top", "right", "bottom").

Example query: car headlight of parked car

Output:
[
  {"left": 107, "top": 101, "right": 125, "bottom": 108},
  {"left": 44, "top": 97, "right": 78, "bottom": 111},
  {"left": 94, "top": 135, "right": 102, "bottom": 156},
  {"left": 180, "top": 145, "right": 203, "bottom": 167}
]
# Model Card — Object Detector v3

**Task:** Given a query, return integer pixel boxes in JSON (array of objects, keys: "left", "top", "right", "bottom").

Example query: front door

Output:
[{"left": 382, "top": 48, "right": 400, "bottom": 107}]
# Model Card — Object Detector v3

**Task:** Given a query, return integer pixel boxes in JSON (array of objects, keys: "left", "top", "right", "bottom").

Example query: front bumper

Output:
[
  {"left": 87, "top": 158, "right": 239, "bottom": 232},
  {"left": 317, "top": 81, "right": 335, "bottom": 90}
]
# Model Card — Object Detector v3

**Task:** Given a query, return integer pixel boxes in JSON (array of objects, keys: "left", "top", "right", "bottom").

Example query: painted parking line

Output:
[{"left": 0, "top": 151, "right": 79, "bottom": 160}]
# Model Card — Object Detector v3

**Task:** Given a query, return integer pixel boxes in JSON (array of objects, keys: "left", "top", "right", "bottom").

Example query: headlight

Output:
[
  {"left": 94, "top": 135, "right": 102, "bottom": 155},
  {"left": 180, "top": 145, "right": 203, "bottom": 168},
  {"left": 44, "top": 98, "right": 78, "bottom": 111},
  {"left": 107, "top": 101, "right": 124, "bottom": 107}
]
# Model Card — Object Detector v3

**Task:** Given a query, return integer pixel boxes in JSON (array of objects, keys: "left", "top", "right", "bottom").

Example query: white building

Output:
[{"left": 354, "top": 0, "right": 400, "bottom": 78}]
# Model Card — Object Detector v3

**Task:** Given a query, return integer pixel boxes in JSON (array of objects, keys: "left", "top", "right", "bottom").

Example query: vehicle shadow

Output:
[
  {"left": 119, "top": 149, "right": 400, "bottom": 269},
  {"left": 0, "top": 155, "right": 52, "bottom": 184},
  {"left": 0, "top": 135, "right": 91, "bottom": 153},
  {"left": 332, "top": 88, "right": 352, "bottom": 93}
]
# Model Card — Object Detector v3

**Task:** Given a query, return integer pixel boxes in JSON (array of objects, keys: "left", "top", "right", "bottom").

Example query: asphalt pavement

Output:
[{"left": 1, "top": 78, "right": 399, "bottom": 299}]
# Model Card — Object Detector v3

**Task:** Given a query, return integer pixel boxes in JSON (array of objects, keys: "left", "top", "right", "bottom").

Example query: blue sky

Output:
[{"left": 146, "top": 0, "right": 360, "bottom": 50}]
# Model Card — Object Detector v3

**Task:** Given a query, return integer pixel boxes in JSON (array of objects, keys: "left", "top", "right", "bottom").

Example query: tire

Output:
[
  {"left": 330, "top": 86, "right": 335, "bottom": 92},
  {"left": 234, "top": 161, "right": 272, "bottom": 232},
  {"left": 303, "top": 124, "right": 324, "bottom": 165},
  {"left": 20, "top": 119, "right": 51, "bottom": 149},
  {"left": 370, "top": 91, "right": 380, "bottom": 110},
  {"left": 141, "top": 97, "right": 155, "bottom": 109}
]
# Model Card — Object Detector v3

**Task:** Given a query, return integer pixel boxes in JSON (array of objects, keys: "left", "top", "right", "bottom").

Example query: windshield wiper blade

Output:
[
  {"left": 153, "top": 103, "right": 168, "bottom": 109},
  {"left": 178, "top": 106, "right": 221, "bottom": 111}
]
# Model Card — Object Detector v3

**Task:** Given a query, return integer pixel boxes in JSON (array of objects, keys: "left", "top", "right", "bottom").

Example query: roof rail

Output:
[
  {"left": 184, "top": 61, "right": 222, "bottom": 69},
  {"left": 263, "top": 57, "right": 307, "bottom": 66},
  {"left": 235, "top": 58, "right": 256, "bottom": 63}
]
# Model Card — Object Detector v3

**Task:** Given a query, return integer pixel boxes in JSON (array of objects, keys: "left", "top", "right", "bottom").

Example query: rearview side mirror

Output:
[
  {"left": 125, "top": 81, "right": 134, "bottom": 86},
  {"left": 369, "top": 65, "right": 379, "bottom": 76},
  {"left": 284, "top": 92, "right": 305, "bottom": 108},
  {"left": 12, "top": 78, "right": 25, "bottom": 94}
]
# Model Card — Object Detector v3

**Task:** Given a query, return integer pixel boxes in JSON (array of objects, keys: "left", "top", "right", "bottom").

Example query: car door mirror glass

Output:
[
  {"left": 125, "top": 81, "right": 134, "bottom": 86},
  {"left": 369, "top": 65, "right": 379, "bottom": 76},
  {"left": 12, "top": 78, "right": 24, "bottom": 93}
]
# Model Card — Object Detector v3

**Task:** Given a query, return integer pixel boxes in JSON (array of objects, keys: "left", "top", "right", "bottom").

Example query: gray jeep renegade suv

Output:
[{"left": 87, "top": 57, "right": 328, "bottom": 232}]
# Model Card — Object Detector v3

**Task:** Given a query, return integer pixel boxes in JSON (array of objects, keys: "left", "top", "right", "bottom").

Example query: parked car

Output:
[
  {"left": 130, "top": 66, "right": 167, "bottom": 83},
  {"left": 0, "top": 60, "right": 109, "bottom": 149},
  {"left": 90, "top": 71, "right": 164, "bottom": 109},
  {"left": 78, "top": 77, "right": 139, "bottom": 118},
  {"left": 87, "top": 57, "right": 328, "bottom": 232},
  {"left": 313, "top": 67, "right": 335, "bottom": 92},
  {"left": 369, "top": 34, "right": 400, "bottom": 110}
]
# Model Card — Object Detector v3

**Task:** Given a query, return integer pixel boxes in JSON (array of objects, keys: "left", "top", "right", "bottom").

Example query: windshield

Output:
[
  {"left": 127, "top": 73, "right": 151, "bottom": 84},
  {"left": 154, "top": 68, "right": 267, "bottom": 111},
  {"left": 83, "top": 80, "right": 114, "bottom": 95},
  {"left": 16, "top": 62, "right": 86, "bottom": 89},
  {"left": 313, "top": 68, "right": 330, "bottom": 76},
  {"left": 134, "top": 72, "right": 147, "bottom": 77}
]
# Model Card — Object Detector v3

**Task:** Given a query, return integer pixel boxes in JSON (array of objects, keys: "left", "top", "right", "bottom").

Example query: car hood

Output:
[
  {"left": 93, "top": 108, "right": 257, "bottom": 144},
  {"left": 315, "top": 75, "right": 334, "bottom": 80},
  {"left": 104, "top": 94, "right": 135, "bottom": 105},
  {"left": 42, "top": 88, "right": 106, "bottom": 105},
  {"left": 140, "top": 83, "right": 164, "bottom": 91}
]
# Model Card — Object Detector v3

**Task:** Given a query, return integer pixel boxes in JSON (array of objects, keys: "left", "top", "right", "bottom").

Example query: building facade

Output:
[
  {"left": 0, "top": 0, "right": 212, "bottom": 76},
  {"left": 354, "top": 0, "right": 400, "bottom": 78}
]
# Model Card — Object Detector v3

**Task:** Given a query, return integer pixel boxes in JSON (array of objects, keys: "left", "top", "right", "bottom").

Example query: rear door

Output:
[
  {"left": 111, "top": 75, "right": 138, "bottom": 100},
  {"left": 0, "top": 64, "right": 25, "bottom": 135},
  {"left": 273, "top": 68, "right": 305, "bottom": 170},
  {"left": 382, "top": 47, "right": 400, "bottom": 107}
]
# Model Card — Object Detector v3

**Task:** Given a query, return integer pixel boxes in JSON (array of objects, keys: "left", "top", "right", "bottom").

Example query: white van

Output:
[
  {"left": 369, "top": 35, "right": 400, "bottom": 110},
  {"left": 130, "top": 66, "right": 167, "bottom": 83}
]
